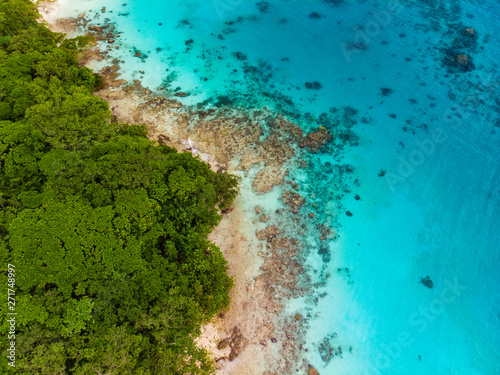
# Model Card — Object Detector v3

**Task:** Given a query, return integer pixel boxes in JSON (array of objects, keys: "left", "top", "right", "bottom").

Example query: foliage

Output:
[{"left": 0, "top": 1, "right": 239, "bottom": 373}]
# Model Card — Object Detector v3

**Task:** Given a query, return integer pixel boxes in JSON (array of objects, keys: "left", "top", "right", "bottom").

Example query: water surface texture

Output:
[{"left": 51, "top": 0, "right": 500, "bottom": 374}]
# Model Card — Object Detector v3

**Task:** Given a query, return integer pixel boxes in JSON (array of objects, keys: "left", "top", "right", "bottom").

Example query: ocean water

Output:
[{"left": 47, "top": 0, "right": 500, "bottom": 374}]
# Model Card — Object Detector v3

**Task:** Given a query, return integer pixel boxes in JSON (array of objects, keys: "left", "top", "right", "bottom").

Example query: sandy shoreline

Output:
[
  {"left": 36, "top": 1, "right": 328, "bottom": 374},
  {"left": 89, "top": 73, "right": 312, "bottom": 375}
]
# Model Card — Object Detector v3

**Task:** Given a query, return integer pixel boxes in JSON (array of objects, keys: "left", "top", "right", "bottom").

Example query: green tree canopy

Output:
[{"left": 0, "top": 1, "right": 239, "bottom": 373}]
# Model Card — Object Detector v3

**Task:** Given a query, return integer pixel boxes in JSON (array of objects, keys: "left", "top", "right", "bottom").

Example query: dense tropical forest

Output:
[{"left": 0, "top": 0, "right": 239, "bottom": 373}]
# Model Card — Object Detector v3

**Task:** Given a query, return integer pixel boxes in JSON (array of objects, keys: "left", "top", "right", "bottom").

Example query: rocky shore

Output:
[{"left": 37, "top": 3, "right": 352, "bottom": 374}]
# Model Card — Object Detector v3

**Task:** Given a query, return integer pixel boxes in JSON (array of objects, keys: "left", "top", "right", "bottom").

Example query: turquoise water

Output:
[{"left": 49, "top": 0, "right": 500, "bottom": 373}]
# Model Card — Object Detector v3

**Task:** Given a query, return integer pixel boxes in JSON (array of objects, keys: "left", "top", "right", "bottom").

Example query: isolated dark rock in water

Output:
[
  {"left": 305, "top": 81, "right": 323, "bottom": 90},
  {"left": 420, "top": 276, "right": 434, "bottom": 289},
  {"left": 215, "top": 95, "right": 233, "bottom": 107},
  {"left": 318, "top": 246, "right": 330, "bottom": 263},
  {"left": 233, "top": 51, "right": 247, "bottom": 61},
  {"left": 256, "top": 1, "right": 270, "bottom": 13},
  {"left": 442, "top": 49, "right": 474, "bottom": 72},
  {"left": 380, "top": 87, "right": 394, "bottom": 96},
  {"left": 319, "top": 337, "right": 335, "bottom": 363},
  {"left": 323, "top": 0, "right": 343, "bottom": 5},
  {"left": 299, "top": 128, "right": 332, "bottom": 152},
  {"left": 309, "top": 11, "right": 323, "bottom": 19},
  {"left": 346, "top": 211, "right": 353, "bottom": 217}
]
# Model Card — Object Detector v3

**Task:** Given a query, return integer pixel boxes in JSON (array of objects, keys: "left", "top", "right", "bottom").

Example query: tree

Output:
[{"left": 0, "top": 0, "right": 239, "bottom": 372}]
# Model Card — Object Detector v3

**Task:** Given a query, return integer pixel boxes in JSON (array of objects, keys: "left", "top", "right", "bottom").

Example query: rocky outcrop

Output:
[
  {"left": 228, "top": 327, "right": 248, "bottom": 361},
  {"left": 300, "top": 128, "right": 332, "bottom": 153}
]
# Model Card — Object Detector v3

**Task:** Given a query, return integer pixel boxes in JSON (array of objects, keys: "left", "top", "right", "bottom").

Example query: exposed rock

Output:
[
  {"left": 252, "top": 166, "right": 288, "bottom": 193},
  {"left": 88, "top": 25, "right": 105, "bottom": 32},
  {"left": 259, "top": 214, "right": 270, "bottom": 223},
  {"left": 108, "top": 79, "right": 128, "bottom": 88},
  {"left": 51, "top": 17, "right": 77, "bottom": 33},
  {"left": 256, "top": 225, "right": 280, "bottom": 242},
  {"left": 228, "top": 327, "right": 248, "bottom": 361},
  {"left": 157, "top": 134, "right": 170, "bottom": 146},
  {"left": 217, "top": 338, "right": 229, "bottom": 350}
]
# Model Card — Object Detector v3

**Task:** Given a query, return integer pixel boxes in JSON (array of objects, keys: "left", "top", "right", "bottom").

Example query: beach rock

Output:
[
  {"left": 271, "top": 237, "right": 291, "bottom": 250},
  {"left": 157, "top": 134, "right": 170, "bottom": 145},
  {"left": 107, "top": 91, "right": 124, "bottom": 100},
  {"left": 256, "top": 225, "right": 280, "bottom": 242},
  {"left": 228, "top": 327, "right": 248, "bottom": 361},
  {"left": 252, "top": 166, "right": 288, "bottom": 193},
  {"left": 107, "top": 39, "right": 115, "bottom": 44},
  {"left": 88, "top": 25, "right": 105, "bottom": 32},
  {"left": 259, "top": 214, "right": 270, "bottom": 223},
  {"left": 108, "top": 79, "right": 128, "bottom": 88},
  {"left": 217, "top": 338, "right": 229, "bottom": 350},
  {"left": 309, "top": 369, "right": 320, "bottom": 375}
]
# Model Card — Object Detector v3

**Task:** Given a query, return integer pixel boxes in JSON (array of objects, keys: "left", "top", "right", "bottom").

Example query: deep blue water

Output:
[{"left": 49, "top": 0, "right": 500, "bottom": 373}]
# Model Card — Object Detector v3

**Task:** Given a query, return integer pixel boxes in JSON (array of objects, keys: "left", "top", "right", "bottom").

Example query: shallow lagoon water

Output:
[{"left": 49, "top": 0, "right": 500, "bottom": 373}]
